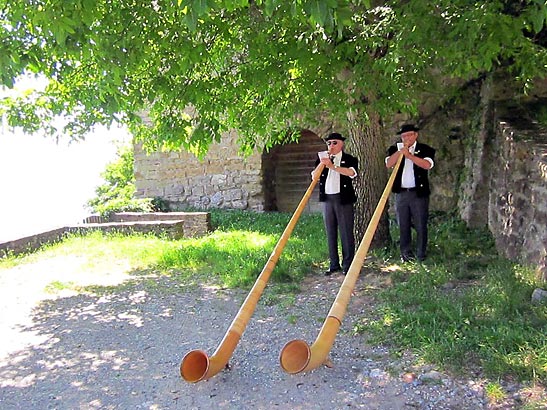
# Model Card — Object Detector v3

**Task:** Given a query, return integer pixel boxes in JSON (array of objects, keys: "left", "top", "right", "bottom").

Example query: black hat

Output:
[
  {"left": 324, "top": 132, "right": 346, "bottom": 141},
  {"left": 396, "top": 124, "right": 420, "bottom": 134}
]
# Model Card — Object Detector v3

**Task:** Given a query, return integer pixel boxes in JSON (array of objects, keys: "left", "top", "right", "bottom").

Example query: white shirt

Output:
[
  {"left": 401, "top": 142, "right": 417, "bottom": 188},
  {"left": 324, "top": 152, "right": 357, "bottom": 194},
  {"left": 325, "top": 152, "right": 342, "bottom": 194},
  {"left": 385, "top": 142, "right": 434, "bottom": 188}
]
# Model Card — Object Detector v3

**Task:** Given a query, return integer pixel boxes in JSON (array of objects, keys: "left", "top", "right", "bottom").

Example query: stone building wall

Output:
[
  {"left": 487, "top": 120, "right": 547, "bottom": 280},
  {"left": 405, "top": 77, "right": 547, "bottom": 280},
  {"left": 456, "top": 81, "right": 496, "bottom": 226},
  {"left": 452, "top": 76, "right": 547, "bottom": 280},
  {"left": 134, "top": 130, "right": 264, "bottom": 211},
  {"left": 411, "top": 107, "right": 474, "bottom": 214}
]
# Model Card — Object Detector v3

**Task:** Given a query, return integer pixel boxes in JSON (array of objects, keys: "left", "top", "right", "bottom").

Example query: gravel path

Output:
[{"left": 0, "top": 255, "right": 540, "bottom": 409}]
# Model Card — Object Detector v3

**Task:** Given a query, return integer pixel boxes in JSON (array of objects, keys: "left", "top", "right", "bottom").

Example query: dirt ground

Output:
[{"left": 0, "top": 254, "right": 544, "bottom": 409}]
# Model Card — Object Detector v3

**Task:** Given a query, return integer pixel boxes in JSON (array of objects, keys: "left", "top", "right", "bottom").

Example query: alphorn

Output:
[
  {"left": 180, "top": 161, "right": 326, "bottom": 382},
  {"left": 279, "top": 153, "right": 404, "bottom": 374}
]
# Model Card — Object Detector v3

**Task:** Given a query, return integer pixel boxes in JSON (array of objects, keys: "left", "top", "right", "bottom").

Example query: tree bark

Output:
[{"left": 346, "top": 110, "right": 390, "bottom": 248}]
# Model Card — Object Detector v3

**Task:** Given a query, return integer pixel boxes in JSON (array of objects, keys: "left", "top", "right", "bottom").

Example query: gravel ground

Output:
[{"left": 0, "top": 255, "right": 544, "bottom": 409}]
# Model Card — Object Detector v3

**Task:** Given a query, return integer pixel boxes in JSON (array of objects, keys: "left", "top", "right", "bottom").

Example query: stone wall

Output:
[
  {"left": 452, "top": 77, "right": 547, "bottom": 280},
  {"left": 487, "top": 119, "right": 547, "bottom": 280},
  {"left": 456, "top": 81, "right": 496, "bottom": 226},
  {"left": 0, "top": 227, "right": 70, "bottom": 257},
  {"left": 387, "top": 80, "right": 483, "bottom": 215},
  {"left": 398, "top": 77, "right": 547, "bottom": 280},
  {"left": 134, "top": 130, "right": 264, "bottom": 211},
  {"left": 106, "top": 211, "right": 211, "bottom": 237}
]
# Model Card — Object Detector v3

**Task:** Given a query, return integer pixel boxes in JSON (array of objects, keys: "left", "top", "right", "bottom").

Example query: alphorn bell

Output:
[
  {"left": 279, "top": 153, "right": 404, "bottom": 374},
  {"left": 180, "top": 148, "right": 326, "bottom": 382}
]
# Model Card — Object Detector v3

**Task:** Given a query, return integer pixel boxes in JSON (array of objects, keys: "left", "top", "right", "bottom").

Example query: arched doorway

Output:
[{"left": 262, "top": 130, "right": 326, "bottom": 213}]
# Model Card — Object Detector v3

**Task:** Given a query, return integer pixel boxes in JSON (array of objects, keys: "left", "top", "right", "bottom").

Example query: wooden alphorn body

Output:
[
  {"left": 180, "top": 162, "right": 325, "bottom": 382},
  {"left": 279, "top": 154, "right": 404, "bottom": 374}
]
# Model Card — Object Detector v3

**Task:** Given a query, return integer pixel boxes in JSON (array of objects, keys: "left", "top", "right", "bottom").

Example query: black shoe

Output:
[
  {"left": 324, "top": 267, "right": 341, "bottom": 276},
  {"left": 342, "top": 270, "right": 348, "bottom": 276},
  {"left": 401, "top": 254, "right": 415, "bottom": 263}
]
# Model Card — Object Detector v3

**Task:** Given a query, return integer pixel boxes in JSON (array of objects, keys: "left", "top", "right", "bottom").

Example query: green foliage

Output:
[
  {"left": 86, "top": 144, "right": 163, "bottom": 216},
  {"left": 1, "top": 1, "right": 546, "bottom": 155},
  {"left": 151, "top": 197, "right": 170, "bottom": 213},
  {"left": 527, "top": 98, "right": 547, "bottom": 127}
]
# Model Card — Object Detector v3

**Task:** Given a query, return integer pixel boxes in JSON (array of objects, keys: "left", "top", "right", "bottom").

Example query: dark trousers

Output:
[
  {"left": 322, "top": 194, "right": 355, "bottom": 271},
  {"left": 396, "top": 191, "right": 429, "bottom": 260}
]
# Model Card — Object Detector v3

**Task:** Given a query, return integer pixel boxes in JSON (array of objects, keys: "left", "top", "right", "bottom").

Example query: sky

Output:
[
  {"left": 0, "top": 126, "right": 130, "bottom": 242},
  {"left": 0, "top": 77, "right": 130, "bottom": 242}
]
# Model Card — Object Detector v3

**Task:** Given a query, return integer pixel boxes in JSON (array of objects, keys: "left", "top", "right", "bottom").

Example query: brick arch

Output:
[{"left": 262, "top": 130, "right": 326, "bottom": 213}]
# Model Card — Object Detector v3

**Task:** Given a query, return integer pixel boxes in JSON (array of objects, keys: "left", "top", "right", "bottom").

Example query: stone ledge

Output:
[
  {"left": 84, "top": 212, "right": 212, "bottom": 238},
  {"left": 0, "top": 227, "right": 69, "bottom": 257},
  {"left": 78, "top": 220, "right": 186, "bottom": 239},
  {"left": 0, "top": 212, "right": 212, "bottom": 257}
]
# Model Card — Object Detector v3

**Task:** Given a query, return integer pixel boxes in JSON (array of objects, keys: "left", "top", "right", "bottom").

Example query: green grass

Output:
[
  {"left": 155, "top": 209, "right": 327, "bottom": 287},
  {"left": 1, "top": 209, "right": 545, "bottom": 389},
  {"left": 0, "top": 210, "right": 328, "bottom": 291},
  {"left": 485, "top": 381, "right": 506, "bottom": 403},
  {"left": 361, "top": 212, "right": 547, "bottom": 385},
  {"left": 0, "top": 230, "right": 173, "bottom": 270}
]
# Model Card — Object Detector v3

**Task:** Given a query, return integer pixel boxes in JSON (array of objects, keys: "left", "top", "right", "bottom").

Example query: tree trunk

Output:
[{"left": 346, "top": 110, "right": 390, "bottom": 248}]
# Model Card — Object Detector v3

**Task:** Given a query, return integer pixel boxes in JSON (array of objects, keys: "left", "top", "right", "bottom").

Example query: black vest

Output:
[
  {"left": 316, "top": 152, "right": 358, "bottom": 205},
  {"left": 387, "top": 142, "right": 436, "bottom": 197}
]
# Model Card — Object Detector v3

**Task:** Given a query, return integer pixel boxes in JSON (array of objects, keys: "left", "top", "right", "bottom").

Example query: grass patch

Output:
[
  {"left": 155, "top": 209, "right": 326, "bottom": 288},
  {"left": 0, "top": 230, "right": 174, "bottom": 271},
  {"left": 485, "top": 381, "right": 506, "bottom": 403},
  {"left": 362, "top": 213, "right": 547, "bottom": 385},
  {"left": 0, "top": 210, "right": 327, "bottom": 292},
  {"left": 44, "top": 280, "right": 78, "bottom": 293}
]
